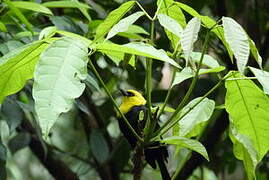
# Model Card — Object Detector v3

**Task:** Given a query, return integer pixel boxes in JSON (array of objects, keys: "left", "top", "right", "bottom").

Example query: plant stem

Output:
[
  {"left": 226, "top": 77, "right": 257, "bottom": 81},
  {"left": 152, "top": 71, "right": 235, "bottom": 139},
  {"left": 136, "top": 2, "right": 153, "bottom": 21},
  {"left": 157, "top": 42, "right": 181, "bottom": 119},
  {"left": 158, "top": 79, "right": 222, "bottom": 137},
  {"left": 172, "top": 151, "right": 192, "bottom": 180},
  {"left": 152, "top": 0, "right": 163, "bottom": 20},
  {"left": 153, "top": 29, "right": 211, "bottom": 137},
  {"left": 88, "top": 60, "right": 143, "bottom": 142},
  {"left": 144, "top": 21, "right": 154, "bottom": 140}
]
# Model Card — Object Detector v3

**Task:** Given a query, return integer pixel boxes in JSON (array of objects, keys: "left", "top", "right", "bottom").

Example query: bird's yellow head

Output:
[{"left": 118, "top": 89, "right": 146, "bottom": 117}]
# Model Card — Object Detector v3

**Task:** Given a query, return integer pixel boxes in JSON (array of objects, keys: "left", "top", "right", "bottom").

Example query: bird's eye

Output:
[{"left": 127, "top": 91, "right": 135, "bottom": 97}]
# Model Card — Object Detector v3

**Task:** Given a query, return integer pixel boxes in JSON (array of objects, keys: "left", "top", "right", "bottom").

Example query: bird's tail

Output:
[{"left": 157, "top": 158, "right": 170, "bottom": 180}]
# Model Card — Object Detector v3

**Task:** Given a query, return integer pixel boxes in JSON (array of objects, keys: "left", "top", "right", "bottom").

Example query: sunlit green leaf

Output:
[
  {"left": 4, "top": 0, "right": 33, "bottom": 32},
  {"left": 0, "top": 40, "right": 51, "bottom": 103},
  {"left": 101, "top": 48, "right": 135, "bottom": 67},
  {"left": 11, "top": 1, "right": 53, "bottom": 15},
  {"left": 14, "top": 31, "right": 39, "bottom": 39},
  {"left": 172, "top": 66, "right": 225, "bottom": 86},
  {"left": 161, "top": 136, "right": 209, "bottom": 161},
  {"left": 157, "top": 0, "right": 186, "bottom": 48},
  {"left": 124, "top": 25, "right": 149, "bottom": 35},
  {"left": 71, "top": 0, "right": 92, "bottom": 22},
  {"left": 96, "top": 42, "right": 180, "bottom": 68},
  {"left": 229, "top": 124, "right": 258, "bottom": 180},
  {"left": 56, "top": 30, "right": 92, "bottom": 46},
  {"left": 180, "top": 17, "right": 201, "bottom": 63},
  {"left": 222, "top": 17, "right": 250, "bottom": 74},
  {"left": 249, "top": 67, "right": 269, "bottom": 95},
  {"left": 185, "top": 52, "right": 220, "bottom": 68},
  {"left": 39, "top": 26, "right": 57, "bottom": 40},
  {"left": 117, "top": 32, "right": 144, "bottom": 40},
  {"left": 174, "top": 97, "right": 215, "bottom": 137},
  {"left": 225, "top": 72, "right": 269, "bottom": 160},
  {"left": 157, "top": 14, "right": 183, "bottom": 38},
  {"left": 249, "top": 39, "right": 262, "bottom": 69},
  {"left": 0, "top": 21, "right": 7, "bottom": 33},
  {"left": 42, "top": 1, "right": 90, "bottom": 9},
  {"left": 94, "top": 1, "right": 135, "bottom": 41},
  {"left": 106, "top": 11, "right": 144, "bottom": 40},
  {"left": 33, "top": 37, "right": 88, "bottom": 137},
  {"left": 176, "top": 2, "right": 234, "bottom": 60}
]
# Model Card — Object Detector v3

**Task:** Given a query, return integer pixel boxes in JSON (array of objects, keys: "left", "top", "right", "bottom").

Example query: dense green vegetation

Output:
[{"left": 0, "top": 0, "right": 269, "bottom": 179}]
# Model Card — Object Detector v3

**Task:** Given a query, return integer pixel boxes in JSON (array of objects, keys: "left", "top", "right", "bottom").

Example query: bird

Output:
[{"left": 117, "top": 89, "right": 170, "bottom": 180}]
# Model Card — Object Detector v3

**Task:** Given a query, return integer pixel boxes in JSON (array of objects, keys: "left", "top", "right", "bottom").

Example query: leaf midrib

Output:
[
  {"left": 47, "top": 42, "right": 74, "bottom": 111},
  {"left": 234, "top": 79, "right": 261, "bottom": 154}
]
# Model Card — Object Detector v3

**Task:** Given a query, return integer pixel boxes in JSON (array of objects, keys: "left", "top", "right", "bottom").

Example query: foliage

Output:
[{"left": 0, "top": 0, "right": 269, "bottom": 180}]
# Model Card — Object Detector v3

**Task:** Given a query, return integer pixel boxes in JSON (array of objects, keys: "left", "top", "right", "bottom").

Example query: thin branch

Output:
[
  {"left": 88, "top": 59, "right": 143, "bottom": 142},
  {"left": 153, "top": 29, "right": 212, "bottom": 137}
]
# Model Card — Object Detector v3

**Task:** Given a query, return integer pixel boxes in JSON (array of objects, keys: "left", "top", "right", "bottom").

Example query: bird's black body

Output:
[{"left": 118, "top": 105, "right": 170, "bottom": 180}]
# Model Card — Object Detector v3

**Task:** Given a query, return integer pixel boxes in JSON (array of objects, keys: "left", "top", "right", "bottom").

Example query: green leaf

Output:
[
  {"left": 49, "top": 16, "right": 83, "bottom": 34},
  {"left": 106, "top": 11, "right": 145, "bottom": 40},
  {"left": 56, "top": 30, "right": 92, "bottom": 46},
  {"left": 85, "top": 74, "right": 100, "bottom": 92},
  {"left": 175, "top": 2, "right": 217, "bottom": 29},
  {"left": 172, "top": 66, "right": 225, "bottom": 86},
  {"left": 161, "top": 136, "right": 209, "bottom": 161},
  {"left": 222, "top": 17, "right": 250, "bottom": 74},
  {"left": 0, "top": 40, "right": 24, "bottom": 55},
  {"left": 157, "top": 14, "right": 183, "bottom": 38},
  {"left": 90, "top": 129, "right": 109, "bottom": 164},
  {"left": 176, "top": 2, "right": 234, "bottom": 61},
  {"left": 94, "top": 1, "right": 136, "bottom": 41},
  {"left": 175, "top": 2, "right": 200, "bottom": 17},
  {"left": 116, "top": 25, "right": 149, "bottom": 39},
  {"left": 157, "top": 0, "right": 186, "bottom": 48},
  {"left": 175, "top": 97, "right": 215, "bottom": 137},
  {"left": 33, "top": 37, "right": 88, "bottom": 137},
  {"left": 42, "top": 1, "right": 90, "bottom": 9},
  {"left": 229, "top": 124, "right": 258, "bottom": 180},
  {"left": 249, "top": 67, "right": 269, "bottom": 95},
  {"left": 102, "top": 49, "right": 135, "bottom": 67},
  {"left": 14, "top": 31, "right": 39, "bottom": 39},
  {"left": 117, "top": 32, "right": 144, "bottom": 40},
  {"left": 11, "top": 1, "right": 53, "bottom": 15},
  {"left": 71, "top": 0, "right": 92, "bottom": 22},
  {"left": 0, "top": 142, "right": 7, "bottom": 180},
  {"left": 249, "top": 39, "right": 262, "bottom": 69},
  {"left": 180, "top": 17, "right": 201, "bottom": 63},
  {"left": 156, "top": 104, "right": 175, "bottom": 113},
  {"left": 1, "top": 97, "right": 23, "bottom": 133},
  {"left": 186, "top": 52, "right": 220, "bottom": 68},
  {"left": 8, "top": 132, "right": 31, "bottom": 154},
  {"left": 39, "top": 26, "right": 57, "bottom": 40},
  {"left": 124, "top": 25, "right": 149, "bottom": 35},
  {"left": 225, "top": 72, "right": 269, "bottom": 159},
  {"left": 96, "top": 42, "right": 180, "bottom": 68},
  {"left": 0, "top": 40, "right": 51, "bottom": 103},
  {"left": 4, "top": 0, "right": 33, "bottom": 32},
  {"left": 0, "top": 21, "right": 7, "bottom": 33}
]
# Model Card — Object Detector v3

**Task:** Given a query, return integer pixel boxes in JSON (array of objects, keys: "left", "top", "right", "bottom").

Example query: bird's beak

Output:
[{"left": 119, "top": 89, "right": 128, "bottom": 96}]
